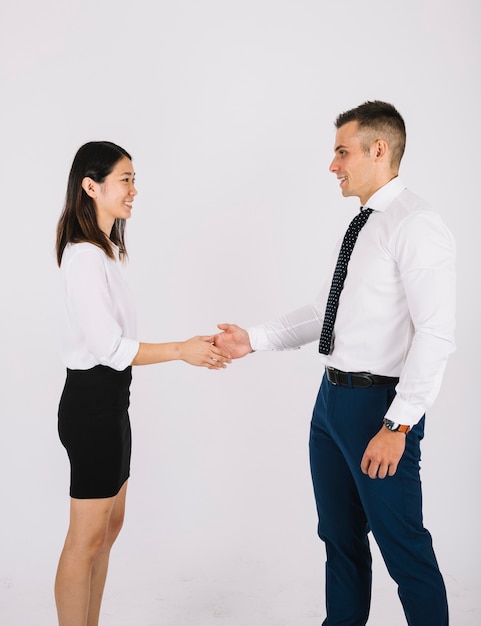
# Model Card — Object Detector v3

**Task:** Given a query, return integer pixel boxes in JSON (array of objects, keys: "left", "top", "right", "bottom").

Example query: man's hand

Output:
[
  {"left": 361, "top": 426, "right": 406, "bottom": 479},
  {"left": 214, "top": 323, "right": 253, "bottom": 359}
]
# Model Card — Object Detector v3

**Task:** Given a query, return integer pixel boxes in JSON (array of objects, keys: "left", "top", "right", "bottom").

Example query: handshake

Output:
[{"left": 182, "top": 323, "right": 253, "bottom": 370}]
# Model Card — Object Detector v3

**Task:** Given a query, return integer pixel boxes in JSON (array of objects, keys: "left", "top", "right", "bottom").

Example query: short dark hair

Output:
[
  {"left": 56, "top": 141, "right": 132, "bottom": 266},
  {"left": 335, "top": 101, "right": 406, "bottom": 169}
]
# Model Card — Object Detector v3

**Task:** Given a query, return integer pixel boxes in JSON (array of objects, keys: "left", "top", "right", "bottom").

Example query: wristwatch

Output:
[{"left": 383, "top": 418, "right": 410, "bottom": 434}]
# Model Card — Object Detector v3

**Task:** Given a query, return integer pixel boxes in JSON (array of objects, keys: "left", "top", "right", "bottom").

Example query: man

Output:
[{"left": 214, "top": 101, "right": 455, "bottom": 625}]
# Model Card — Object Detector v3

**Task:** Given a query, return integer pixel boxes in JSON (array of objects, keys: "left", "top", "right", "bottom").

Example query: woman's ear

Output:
[{"left": 81, "top": 177, "right": 98, "bottom": 199}]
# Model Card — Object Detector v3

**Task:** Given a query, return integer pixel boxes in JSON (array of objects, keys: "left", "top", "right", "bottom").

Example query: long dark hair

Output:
[{"left": 56, "top": 141, "right": 132, "bottom": 266}]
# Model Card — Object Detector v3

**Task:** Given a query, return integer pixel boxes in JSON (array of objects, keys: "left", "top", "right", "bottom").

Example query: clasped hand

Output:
[
  {"left": 182, "top": 323, "right": 252, "bottom": 370},
  {"left": 180, "top": 335, "right": 232, "bottom": 370}
]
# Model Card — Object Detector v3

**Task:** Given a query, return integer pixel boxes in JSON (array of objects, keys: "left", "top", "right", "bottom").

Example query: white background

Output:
[{"left": 1, "top": 1, "right": 480, "bottom": 624}]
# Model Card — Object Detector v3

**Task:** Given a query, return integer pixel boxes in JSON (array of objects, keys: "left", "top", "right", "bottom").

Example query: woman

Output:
[{"left": 54, "top": 141, "right": 230, "bottom": 626}]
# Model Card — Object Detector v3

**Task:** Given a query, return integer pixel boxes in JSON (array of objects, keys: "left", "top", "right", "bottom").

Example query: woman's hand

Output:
[{"left": 179, "top": 335, "right": 232, "bottom": 369}]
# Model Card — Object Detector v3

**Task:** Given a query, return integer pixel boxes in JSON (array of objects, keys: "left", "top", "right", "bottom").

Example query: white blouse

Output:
[{"left": 59, "top": 242, "right": 140, "bottom": 371}]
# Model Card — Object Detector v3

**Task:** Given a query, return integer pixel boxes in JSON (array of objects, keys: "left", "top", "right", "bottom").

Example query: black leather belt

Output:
[{"left": 326, "top": 367, "right": 399, "bottom": 388}]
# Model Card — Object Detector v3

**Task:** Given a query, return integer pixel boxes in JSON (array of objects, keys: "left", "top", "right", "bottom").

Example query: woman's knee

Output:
[
  {"left": 105, "top": 509, "right": 125, "bottom": 545},
  {"left": 66, "top": 497, "right": 119, "bottom": 557},
  {"left": 63, "top": 527, "right": 108, "bottom": 562}
]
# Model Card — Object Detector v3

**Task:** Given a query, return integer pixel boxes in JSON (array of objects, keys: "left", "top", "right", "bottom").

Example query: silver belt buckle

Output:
[{"left": 327, "top": 367, "right": 338, "bottom": 385}]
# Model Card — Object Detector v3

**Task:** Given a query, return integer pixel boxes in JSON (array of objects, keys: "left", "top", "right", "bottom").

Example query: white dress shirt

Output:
[
  {"left": 247, "top": 177, "right": 456, "bottom": 426},
  {"left": 59, "top": 242, "right": 140, "bottom": 371}
]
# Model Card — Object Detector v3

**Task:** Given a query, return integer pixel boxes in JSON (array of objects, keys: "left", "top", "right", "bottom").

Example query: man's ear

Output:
[
  {"left": 372, "top": 139, "right": 388, "bottom": 161},
  {"left": 82, "top": 177, "right": 98, "bottom": 199}
]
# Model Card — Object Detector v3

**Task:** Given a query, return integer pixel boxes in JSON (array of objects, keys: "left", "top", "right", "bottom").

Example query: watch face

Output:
[{"left": 384, "top": 419, "right": 397, "bottom": 431}]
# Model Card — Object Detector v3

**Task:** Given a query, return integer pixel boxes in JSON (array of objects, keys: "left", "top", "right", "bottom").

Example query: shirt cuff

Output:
[
  {"left": 383, "top": 394, "right": 425, "bottom": 428},
  {"left": 246, "top": 326, "right": 272, "bottom": 352}
]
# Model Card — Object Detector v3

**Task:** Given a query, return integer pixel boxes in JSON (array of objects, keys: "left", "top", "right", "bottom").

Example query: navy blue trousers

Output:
[{"left": 309, "top": 374, "right": 448, "bottom": 626}]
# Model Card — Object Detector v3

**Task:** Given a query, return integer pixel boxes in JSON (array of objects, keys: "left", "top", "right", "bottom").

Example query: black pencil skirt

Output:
[{"left": 58, "top": 365, "right": 133, "bottom": 499}]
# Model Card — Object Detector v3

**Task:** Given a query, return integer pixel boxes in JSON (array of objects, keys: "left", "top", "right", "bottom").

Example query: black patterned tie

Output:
[{"left": 319, "top": 207, "right": 373, "bottom": 355}]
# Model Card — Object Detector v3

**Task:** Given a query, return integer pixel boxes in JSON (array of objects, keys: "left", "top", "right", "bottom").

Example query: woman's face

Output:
[{"left": 89, "top": 156, "right": 137, "bottom": 234}]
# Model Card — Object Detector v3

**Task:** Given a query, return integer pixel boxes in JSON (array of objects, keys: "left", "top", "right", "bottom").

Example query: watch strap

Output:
[{"left": 383, "top": 418, "right": 410, "bottom": 434}]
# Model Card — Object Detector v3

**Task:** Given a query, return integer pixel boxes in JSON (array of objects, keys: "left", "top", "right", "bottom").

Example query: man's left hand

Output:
[{"left": 361, "top": 427, "right": 406, "bottom": 479}]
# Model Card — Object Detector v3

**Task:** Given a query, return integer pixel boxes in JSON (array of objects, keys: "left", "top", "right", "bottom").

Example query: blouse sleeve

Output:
[{"left": 63, "top": 247, "right": 139, "bottom": 370}]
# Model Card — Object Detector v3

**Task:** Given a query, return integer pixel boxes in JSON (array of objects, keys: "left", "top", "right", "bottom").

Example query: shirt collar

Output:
[{"left": 363, "top": 176, "right": 406, "bottom": 212}]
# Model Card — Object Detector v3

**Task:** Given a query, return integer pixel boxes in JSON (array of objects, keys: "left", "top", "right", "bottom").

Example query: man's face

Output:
[{"left": 329, "top": 120, "right": 378, "bottom": 205}]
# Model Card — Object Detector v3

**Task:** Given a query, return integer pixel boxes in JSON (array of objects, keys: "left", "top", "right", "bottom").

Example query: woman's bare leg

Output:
[
  {"left": 87, "top": 482, "right": 128, "bottom": 626},
  {"left": 55, "top": 481, "right": 128, "bottom": 626}
]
